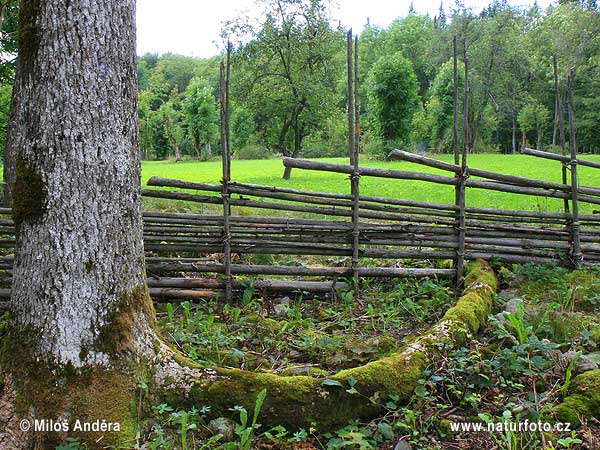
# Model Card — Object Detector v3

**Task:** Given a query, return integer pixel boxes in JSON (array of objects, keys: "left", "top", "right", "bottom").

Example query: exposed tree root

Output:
[{"left": 153, "top": 259, "right": 498, "bottom": 430}]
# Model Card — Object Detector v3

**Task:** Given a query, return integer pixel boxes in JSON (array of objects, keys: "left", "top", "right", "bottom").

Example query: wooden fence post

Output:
[
  {"left": 553, "top": 54, "right": 570, "bottom": 216},
  {"left": 346, "top": 30, "right": 360, "bottom": 296},
  {"left": 567, "top": 68, "right": 582, "bottom": 267},
  {"left": 453, "top": 36, "right": 467, "bottom": 291},
  {"left": 220, "top": 47, "right": 233, "bottom": 301},
  {"left": 351, "top": 34, "right": 361, "bottom": 293}
]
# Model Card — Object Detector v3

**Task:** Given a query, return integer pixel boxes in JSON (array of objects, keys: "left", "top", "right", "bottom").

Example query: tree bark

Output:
[
  {"left": 0, "top": 1, "right": 160, "bottom": 447},
  {"left": 193, "top": 133, "right": 202, "bottom": 159},
  {"left": 204, "top": 141, "right": 212, "bottom": 159},
  {"left": 163, "top": 112, "right": 182, "bottom": 161}
]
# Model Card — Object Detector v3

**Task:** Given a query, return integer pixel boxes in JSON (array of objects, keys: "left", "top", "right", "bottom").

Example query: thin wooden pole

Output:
[
  {"left": 521, "top": 147, "right": 600, "bottom": 170},
  {"left": 456, "top": 39, "right": 468, "bottom": 290},
  {"left": 453, "top": 36, "right": 459, "bottom": 167},
  {"left": 567, "top": 68, "right": 582, "bottom": 267},
  {"left": 554, "top": 54, "right": 570, "bottom": 215},
  {"left": 463, "top": 40, "right": 470, "bottom": 154},
  {"left": 347, "top": 30, "right": 355, "bottom": 165},
  {"left": 354, "top": 36, "right": 361, "bottom": 161},
  {"left": 350, "top": 34, "right": 361, "bottom": 294},
  {"left": 220, "top": 50, "right": 233, "bottom": 302},
  {"left": 345, "top": 29, "right": 360, "bottom": 296},
  {"left": 453, "top": 35, "right": 464, "bottom": 290}
]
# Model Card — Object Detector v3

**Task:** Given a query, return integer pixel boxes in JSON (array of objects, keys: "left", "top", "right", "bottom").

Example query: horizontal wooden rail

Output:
[
  {"left": 390, "top": 149, "right": 600, "bottom": 196},
  {"left": 282, "top": 158, "right": 600, "bottom": 205},
  {"left": 522, "top": 147, "right": 600, "bottom": 170}
]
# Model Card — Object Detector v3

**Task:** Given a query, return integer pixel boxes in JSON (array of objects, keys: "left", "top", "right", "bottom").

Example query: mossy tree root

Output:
[
  {"left": 554, "top": 369, "right": 600, "bottom": 427},
  {"left": 154, "top": 259, "right": 498, "bottom": 430}
]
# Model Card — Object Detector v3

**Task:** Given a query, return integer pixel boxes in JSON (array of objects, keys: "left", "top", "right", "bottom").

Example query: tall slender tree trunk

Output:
[
  {"left": 537, "top": 127, "right": 542, "bottom": 150},
  {"left": 163, "top": 112, "right": 182, "bottom": 161},
  {"left": 193, "top": 133, "right": 202, "bottom": 159},
  {"left": 204, "top": 141, "right": 212, "bottom": 159},
  {"left": 552, "top": 96, "right": 558, "bottom": 146},
  {"left": 0, "top": 1, "right": 161, "bottom": 447},
  {"left": 512, "top": 114, "right": 516, "bottom": 154}
]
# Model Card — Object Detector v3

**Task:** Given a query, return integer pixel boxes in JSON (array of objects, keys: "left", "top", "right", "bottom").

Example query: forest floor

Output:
[
  {"left": 140, "top": 154, "right": 600, "bottom": 213},
  {"left": 143, "top": 261, "right": 600, "bottom": 450}
]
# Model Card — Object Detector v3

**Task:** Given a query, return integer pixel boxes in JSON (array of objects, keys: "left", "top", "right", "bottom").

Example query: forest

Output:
[
  {"left": 127, "top": 1, "right": 598, "bottom": 161},
  {"left": 1, "top": 0, "right": 597, "bottom": 163},
  {"left": 1, "top": 1, "right": 600, "bottom": 162}
]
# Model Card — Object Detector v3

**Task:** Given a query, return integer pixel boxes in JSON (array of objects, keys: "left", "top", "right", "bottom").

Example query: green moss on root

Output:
[
  {"left": 554, "top": 369, "right": 600, "bottom": 427},
  {"left": 464, "top": 259, "right": 498, "bottom": 292},
  {"left": 157, "top": 260, "right": 498, "bottom": 430},
  {"left": 95, "top": 285, "right": 155, "bottom": 355}
]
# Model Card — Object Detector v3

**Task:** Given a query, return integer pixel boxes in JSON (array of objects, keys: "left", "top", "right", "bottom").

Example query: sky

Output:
[{"left": 136, "top": 0, "right": 554, "bottom": 58}]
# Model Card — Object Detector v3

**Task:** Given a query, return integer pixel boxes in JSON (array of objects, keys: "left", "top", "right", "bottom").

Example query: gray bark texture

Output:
[
  {"left": 9, "top": 0, "right": 148, "bottom": 366},
  {"left": 0, "top": 0, "right": 158, "bottom": 447}
]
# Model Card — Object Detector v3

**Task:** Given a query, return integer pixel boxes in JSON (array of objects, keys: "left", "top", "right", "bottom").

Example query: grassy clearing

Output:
[{"left": 141, "top": 154, "right": 600, "bottom": 213}]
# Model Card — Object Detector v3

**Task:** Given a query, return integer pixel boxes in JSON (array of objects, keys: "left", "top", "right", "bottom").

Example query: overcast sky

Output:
[{"left": 136, "top": 0, "right": 554, "bottom": 58}]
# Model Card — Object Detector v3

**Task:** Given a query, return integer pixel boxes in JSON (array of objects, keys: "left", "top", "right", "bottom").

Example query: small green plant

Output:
[
  {"left": 222, "top": 389, "right": 268, "bottom": 450},
  {"left": 561, "top": 351, "right": 582, "bottom": 396},
  {"left": 503, "top": 300, "right": 530, "bottom": 344},
  {"left": 557, "top": 433, "right": 583, "bottom": 449}
]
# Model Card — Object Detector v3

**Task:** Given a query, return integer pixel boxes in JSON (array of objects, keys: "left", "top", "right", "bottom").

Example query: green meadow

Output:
[{"left": 141, "top": 154, "right": 600, "bottom": 213}]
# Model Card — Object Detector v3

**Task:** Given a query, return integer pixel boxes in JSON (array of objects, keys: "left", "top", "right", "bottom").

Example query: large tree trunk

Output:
[{"left": 0, "top": 1, "right": 159, "bottom": 447}]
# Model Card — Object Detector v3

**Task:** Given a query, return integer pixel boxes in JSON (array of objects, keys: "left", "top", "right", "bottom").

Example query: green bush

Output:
[{"left": 235, "top": 143, "right": 274, "bottom": 160}]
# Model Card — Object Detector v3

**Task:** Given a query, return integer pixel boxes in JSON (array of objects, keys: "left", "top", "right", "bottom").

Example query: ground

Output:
[
  {"left": 138, "top": 262, "right": 600, "bottom": 450},
  {"left": 3, "top": 155, "right": 600, "bottom": 449}
]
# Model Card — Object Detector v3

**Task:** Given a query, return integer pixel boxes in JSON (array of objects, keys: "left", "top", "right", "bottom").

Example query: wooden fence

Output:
[
  {"left": 1, "top": 144, "right": 597, "bottom": 304},
  {"left": 0, "top": 38, "right": 598, "bottom": 305}
]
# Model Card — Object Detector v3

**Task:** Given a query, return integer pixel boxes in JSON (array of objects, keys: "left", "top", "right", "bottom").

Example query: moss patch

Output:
[
  {"left": 0, "top": 320, "right": 137, "bottom": 448},
  {"left": 95, "top": 285, "right": 155, "bottom": 356},
  {"left": 554, "top": 369, "right": 600, "bottom": 427},
  {"left": 12, "top": 157, "right": 47, "bottom": 226}
]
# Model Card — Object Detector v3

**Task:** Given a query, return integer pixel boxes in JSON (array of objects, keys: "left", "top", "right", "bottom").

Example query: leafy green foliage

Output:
[
  {"left": 157, "top": 275, "right": 452, "bottom": 373},
  {"left": 367, "top": 52, "right": 419, "bottom": 147},
  {"left": 184, "top": 77, "right": 219, "bottom": 159}
]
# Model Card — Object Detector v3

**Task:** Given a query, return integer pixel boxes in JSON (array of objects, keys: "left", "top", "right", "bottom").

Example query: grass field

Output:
[{"left": 142, "top": 154, "right": 600, "bottom": 213}]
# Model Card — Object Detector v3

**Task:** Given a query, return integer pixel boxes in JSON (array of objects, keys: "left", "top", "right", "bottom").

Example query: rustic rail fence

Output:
[{"left": 0, "top": 39, "right": 598, "bottom": 305}]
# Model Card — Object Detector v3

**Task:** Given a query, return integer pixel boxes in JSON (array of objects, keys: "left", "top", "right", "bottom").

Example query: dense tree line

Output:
[{"left": 0, "top": 0, "right": 599, "bottom": 162}]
